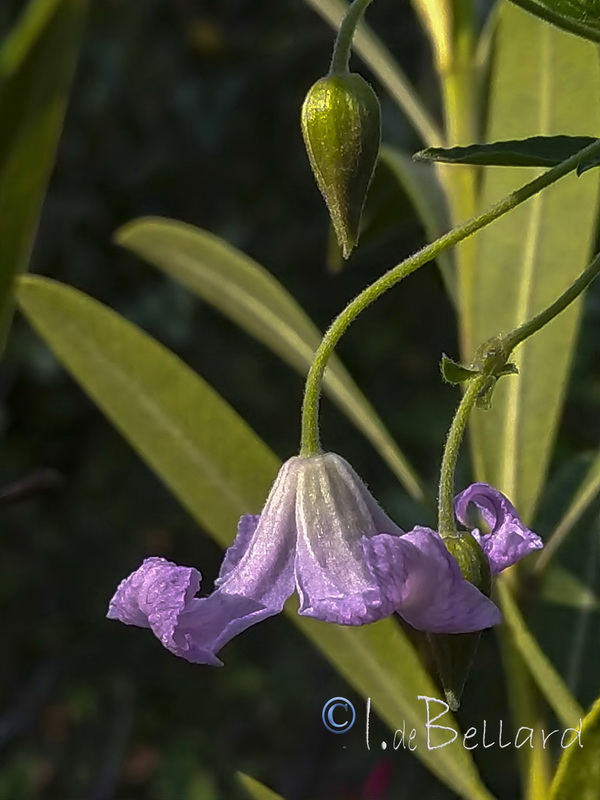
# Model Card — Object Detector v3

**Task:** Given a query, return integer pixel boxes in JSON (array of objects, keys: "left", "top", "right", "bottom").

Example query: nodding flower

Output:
[{"left": 107, "top": 454, "right": 531, "bottom": 666}]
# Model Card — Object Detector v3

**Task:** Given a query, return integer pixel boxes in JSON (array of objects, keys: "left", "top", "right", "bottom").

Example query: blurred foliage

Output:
[{"left": 0, "top": 1, "right": 599, "bottom": 799}]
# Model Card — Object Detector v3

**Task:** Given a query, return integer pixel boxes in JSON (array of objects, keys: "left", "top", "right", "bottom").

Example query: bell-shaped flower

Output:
[
  {"left": 107, "top": 453, "right": 500, "bottom": 665},
  {"left": 454, "top": 482, "right": 543, "bottom": 575}
]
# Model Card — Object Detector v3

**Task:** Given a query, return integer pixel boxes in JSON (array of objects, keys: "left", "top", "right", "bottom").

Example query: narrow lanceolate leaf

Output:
[
  {"left": 539, "top": 565, "right": 600, "bottom": 611},
  {"left": 549, "top": 696, "right": 600, "bottom": 800},
  {"left": 536, "top": 451, "right": 600, "bottom": 572},
  {"left": 116, "top": 217, "right": 427, "bottom": 504},
  {"left": 0, "top": 0, "right": 86, "bottom": 354},
  {"left": 497, "top": 623, "right": 552, "bottom": 800},
  {"left": 463, "top": 3, "right": 600, "bottom": 523},
  {"left": 17, "top": 276, "right": 495, "bottom": 800},
  {"left": 415, "top": 136, "right": 597, "bottom": 167},
  {"left": 508, "top": 0, "right": 600, "bottom": 45},
  {"left": 408, "top": 0, "right": 453, "bottom": 73},
  {"left": 498, "top": 580, "right": 584, "bottom": 728},
  {"left": 237, "top": 774, "right": 286, "bottom": 800}
]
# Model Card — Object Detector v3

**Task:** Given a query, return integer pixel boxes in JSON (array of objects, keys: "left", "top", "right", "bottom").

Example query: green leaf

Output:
[
  {"left": 0, "top": 0, "right": 86, "bottom": 353},
  {"left": 462, "top": 3, "right": 600, "bottom": 523},
  {"left": 415, "top": 136, "right": 597, "bottom": 167},
  {"left": 508, "top": 0, "right": 600, "bottom": 45},
  {"left": 237, "top": 774, "right": 286, "bottom": 800},
  {"left": 302, "top": 0, "right": 442, "bottom": 146},
  {"left": 577, "top": 151, "right": 600, "bottom": 175},
  {"left": 379, "top": 145, "right": 456, "bottom": 300},
  {"left": 536, "top": 451, "right": 600, "bottom": 572},
  {"left": 539, "top": 565, "right": 600, "bottom": 611},
  {"left": 498, "top": 579, "right": 584, "bottom": 728},
  {"left": 17, "top": 275, "right": 495, "bottom": 800},
  {"left": 407, "top": 0, "right": 453, "bottom": 74},
  {"left": 549, "top": 696, "right": 600, "bottom": 800},
  {"left": 440, "top": 354, "right": 479, "bottom": 384},
  {"left": 115, "top": 217, "right": 427, "bottom": 505},
  {"left": 497, "top": 624, "right": 552, "bottom": 800}
]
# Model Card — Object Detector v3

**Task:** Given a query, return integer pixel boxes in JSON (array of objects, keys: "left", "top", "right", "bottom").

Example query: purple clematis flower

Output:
[
  {"left": 454, "top": 482, "right": 543, "bottom": 575},
  {"left": 108, "top": 453, "right": 504, "bottom": 665}
]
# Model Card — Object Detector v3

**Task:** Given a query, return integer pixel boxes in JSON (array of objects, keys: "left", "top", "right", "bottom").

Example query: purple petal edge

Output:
[
  {"left": 454, "top": 482, "right": 543, "bottom": 574},
  {"left": 390, "top": 527, "right": 501, "bottom": 632}
]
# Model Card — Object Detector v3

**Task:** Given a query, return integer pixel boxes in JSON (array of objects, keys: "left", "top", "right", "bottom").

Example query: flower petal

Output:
[
  {"left": 454, "top": 482, "right": 543, "bottom": 574},
  {"left": 215, "top": 514, "right": 260, "bottom": 585},
  {"left": 167, "top": 590, "right": 279, "bottom": 666},
  {"left": 106, "top": 555, "right": 292, "bottom": 666},
  {"left": 107, "top": 556, "right": 209, "bottom": 652},
  {"left": 107, "top": 458, "right": 302, "bottom": 665},
  {"left": 294, "top": 453, "right": 405, "bottom": 625},
  {"left": 370, "top": 527, "right": 502, "bottom": 633}
]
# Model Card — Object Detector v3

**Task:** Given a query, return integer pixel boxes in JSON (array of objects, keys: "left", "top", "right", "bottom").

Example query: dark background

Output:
[{"left": 0, "top": 1, "right": 599, "bottom": 798}]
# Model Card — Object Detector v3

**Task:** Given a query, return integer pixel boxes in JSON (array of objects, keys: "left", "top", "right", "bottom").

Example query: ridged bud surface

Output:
[{"left": 301, "top": 73, "right": 381, "bottom": 258}]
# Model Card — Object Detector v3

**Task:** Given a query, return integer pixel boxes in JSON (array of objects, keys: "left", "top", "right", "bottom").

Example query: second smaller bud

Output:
[{"left": 301, "top": 73, "right": 381, "bottom": 259}]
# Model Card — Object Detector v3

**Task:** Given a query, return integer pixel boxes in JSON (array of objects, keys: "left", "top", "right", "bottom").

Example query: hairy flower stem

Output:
[
  {"left": 437, "top": 248, "right": 600, "bottom": 536},
  {"left": 329, "top": 0, "right": 374, "bottom": 74},
  {"left": 437, "top": 377, "right": 487, "bottom": 537},
  {"left": 299, "top": 137, "right": 600, "bottom": 457}
]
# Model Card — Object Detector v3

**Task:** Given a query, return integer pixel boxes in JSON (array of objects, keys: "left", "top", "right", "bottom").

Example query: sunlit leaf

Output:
[
  {"left": 497, "top": 622, "right": 552, "bottom": 800},
  {"left": 536, "top": 451, "right": 600, "bottom": 572},
  {"left": 116, "top": 217, "right": 427, "bottom": 505},
  {"left": 237, "top": 773, "right": 286, "bottom": 800},
  {"left": 539, "top": 565, "right": 600, "bottom": 611},
  {"left": 549, "top": 696, "right": 600, "bottom": 800},
  {"left": 508, "top": 0, "right": 600, "bottom": 44},
  {"left": 0, "top": 0, "right": 86, "bottom": 353},
  {"left": 408, "top": 0, "right": 453, "bottom": 73},
  {"left": 463, "top": 3, "right": 600, "bottom": 523},
  {"left": 17, "top": 275, "right": 496, "bottom": 800},
  {"left": 498, "top": 580, "right": 584, "bottom": 728},
  {"left": 415, "top": 136, "right": 596, "bottom": 167}
]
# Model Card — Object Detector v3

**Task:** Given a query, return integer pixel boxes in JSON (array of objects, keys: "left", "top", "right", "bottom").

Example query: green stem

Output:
[
  {"left": 504, "top": 249, "right": 600, "bottom": 351},
  {"left": 437, "top": 249, "right": 600, "bottom": 535},
  {"left": 437, "top": 376, "right": 486, "bottom": 536},
  {"left": 329, "top": 0, "right": 374, "bottom": 74},
  {"left": 299, "top": 136, "right": 600, "bottom": 456}
]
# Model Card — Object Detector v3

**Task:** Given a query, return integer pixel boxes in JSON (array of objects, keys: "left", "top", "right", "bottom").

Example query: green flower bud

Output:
[
  {"left": 429, "top": 533, "right": 491, "bottom": 711},
  {"left": 301, "top": 73, "right": 381, "bottom": 259}
]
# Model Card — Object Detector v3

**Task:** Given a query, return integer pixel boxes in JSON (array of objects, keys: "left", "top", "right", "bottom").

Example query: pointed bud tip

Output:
[
  {"left": 444, "top": 688, "right": 461, "bottom": 712},
  {"left": 429, "top": 631, "right": 481, "bottom": 716},
  {"left": 301, "top": 72, "right": 381, "bottom": 257}
]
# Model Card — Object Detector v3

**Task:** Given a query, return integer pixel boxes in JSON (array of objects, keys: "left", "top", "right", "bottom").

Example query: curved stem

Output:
[
  {"left": 437, "top": 376, "right": 486, "bottom": 537},
  {"left": 505, "top": 250, "right": 600, "bottom": 351},
  {"left": 299, "top": 137, "right": 600, "bottom": 456},
  {"left": 436, "top": 249, "right": 600, "bottom": 537},
  {"left": 330, "top": 0, "right": 374, "bottom": 73}
]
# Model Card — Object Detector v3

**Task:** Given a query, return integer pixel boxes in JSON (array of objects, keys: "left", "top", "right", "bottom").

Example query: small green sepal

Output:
[
  {"left": 499, "top": 362, "right": 519, "bottom": 376},
  {"left": 301, "top": 73, "right": 381, "bottom": 259},
  {"left": 440, "top": 353, "right": 480, "bottom": 384},
  {"left": 475, "top": 378, "right": 497, "bottom": 410},
  {"left": 429, "top": 533, "right": 492, "bottom": 710},
  {"left": 470, "top": 337, "right": 518, "bottom": 409}
]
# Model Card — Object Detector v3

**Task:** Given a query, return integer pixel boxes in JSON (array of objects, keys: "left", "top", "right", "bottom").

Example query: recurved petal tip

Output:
[
  {"left": 107, "top": 556, "right": 202, "bottom": 647},
  {"left": 454, "top": 483, "right": 543, "bottom": 574}
]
